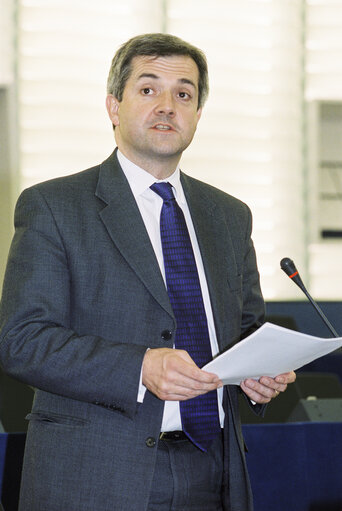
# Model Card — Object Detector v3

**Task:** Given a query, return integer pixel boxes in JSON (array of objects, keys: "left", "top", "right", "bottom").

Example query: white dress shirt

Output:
[{"left": 117, "top": 150, "right": 224, "bottom": 430}]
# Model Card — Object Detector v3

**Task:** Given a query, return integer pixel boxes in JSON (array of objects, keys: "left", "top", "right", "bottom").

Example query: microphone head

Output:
[
  {"left": 280, "top": 257, "right": 297, "bottom": 277},
  {"left": 280, "top": 257, "right": 306, "bottom": 292}
]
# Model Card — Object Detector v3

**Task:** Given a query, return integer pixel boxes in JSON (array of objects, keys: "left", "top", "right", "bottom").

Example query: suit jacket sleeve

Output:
[{"left": 0, "top": 186, "right": 148, "bottom": 418}]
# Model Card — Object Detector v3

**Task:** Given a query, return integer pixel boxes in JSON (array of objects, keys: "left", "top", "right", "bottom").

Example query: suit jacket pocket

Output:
[{"left": 26, "top": 411, "right": 90, "bottom": 427}]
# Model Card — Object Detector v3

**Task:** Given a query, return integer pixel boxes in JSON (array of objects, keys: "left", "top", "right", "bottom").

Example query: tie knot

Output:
[{"left": 150, "top": 182, "right": 175, "bottom": 202}]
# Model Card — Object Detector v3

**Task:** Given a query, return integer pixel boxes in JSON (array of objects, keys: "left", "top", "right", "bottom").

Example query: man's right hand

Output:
[{"left": 142, "top": 348, "right": 222, "bottom": 401}]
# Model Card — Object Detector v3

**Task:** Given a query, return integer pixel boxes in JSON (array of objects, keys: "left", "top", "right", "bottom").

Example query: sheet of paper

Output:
[{"left": 203, "top": 322, "right": 342, "bottom": 385}]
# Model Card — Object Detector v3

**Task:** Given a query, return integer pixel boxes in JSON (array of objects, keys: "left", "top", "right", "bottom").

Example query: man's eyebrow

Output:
[
  {"left": 137, "top": 73, "right": 159, "bottom": 81},
  {"left": 136, "top": 74, "right": 197, "bottom": 89},
  {"left": 179, "top": 78, "right": 196, "bottom": 89}
]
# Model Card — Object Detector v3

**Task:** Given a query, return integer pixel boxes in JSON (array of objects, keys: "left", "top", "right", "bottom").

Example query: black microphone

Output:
[{"left": 280, "top": 257, "right": 339, "bottom": 338}]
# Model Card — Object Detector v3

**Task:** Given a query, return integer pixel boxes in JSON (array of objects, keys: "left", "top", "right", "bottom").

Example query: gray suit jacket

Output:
[{"left": 0, "top": 150, "right": 264, "bottom": 511}]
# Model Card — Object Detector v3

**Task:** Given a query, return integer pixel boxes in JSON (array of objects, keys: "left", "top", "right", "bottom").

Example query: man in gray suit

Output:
[{"left": 0, "top": 33, "right": 295, "bottom": 510}]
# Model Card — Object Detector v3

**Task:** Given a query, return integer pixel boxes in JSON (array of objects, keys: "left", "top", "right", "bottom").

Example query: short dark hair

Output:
[{"left": 107, "top": 33, "right": 209, "bottom": 110}]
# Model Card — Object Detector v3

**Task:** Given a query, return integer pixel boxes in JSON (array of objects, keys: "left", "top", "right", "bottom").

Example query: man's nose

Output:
[{"left": 154, "top": 91, "right": 175, "bottom": 116}]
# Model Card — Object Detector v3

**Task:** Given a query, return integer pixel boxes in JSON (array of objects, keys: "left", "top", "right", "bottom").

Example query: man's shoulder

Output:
[
  {"left": 31, "top": 163, "right": 101, "bottom": 196},
  {"left": 181, "top": 172, "right": 250, "bottom": 213},
  {"left": 19, "top": 152, "right": 117, "bottom": 202}
]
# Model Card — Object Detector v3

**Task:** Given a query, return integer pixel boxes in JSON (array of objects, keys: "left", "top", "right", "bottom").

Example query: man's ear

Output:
[
  {"left": 106, "top": 94, "right": 120, "bottom": 127},
  {"left": 196, "top": 107, "right": 203, "bottom": 122}
]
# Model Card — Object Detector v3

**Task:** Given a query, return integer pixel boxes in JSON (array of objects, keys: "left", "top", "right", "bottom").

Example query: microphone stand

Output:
[{"left": 297, "top": 285, "right": 339, "bottom": 338}]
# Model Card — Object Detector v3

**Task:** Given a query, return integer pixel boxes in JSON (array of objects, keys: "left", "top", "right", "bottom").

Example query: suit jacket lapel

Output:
[
  {"left": 95, "top": 151, "right": 174, "bottom": 319},
  {"left": 95, "top": 153, "right": 239, "bottom": 345},
  {"left": 181, "top": 173, "right": 239, "bottom": 350}
]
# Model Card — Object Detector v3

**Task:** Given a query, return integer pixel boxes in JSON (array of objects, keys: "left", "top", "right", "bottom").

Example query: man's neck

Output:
[{"left": 116, "top": 147, "right": 181, "bottom": 180}]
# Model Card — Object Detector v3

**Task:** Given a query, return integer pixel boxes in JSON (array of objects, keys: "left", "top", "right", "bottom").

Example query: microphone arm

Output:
[{"left": 280, "top": 257, "right": 339, "bottom": 338}]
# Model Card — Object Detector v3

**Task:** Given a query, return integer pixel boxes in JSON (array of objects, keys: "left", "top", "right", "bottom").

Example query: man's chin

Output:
[
  {"left": 145, "top": 139, "right": 189, "bottom": 159},
  {"left": 148, "top": 148, "right": 184, "bottom": 161}
]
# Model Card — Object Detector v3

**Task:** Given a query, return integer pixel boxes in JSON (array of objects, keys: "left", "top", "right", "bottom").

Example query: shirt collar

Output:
[{"left": 117, "top": 149, "right": 186, "bottom": 204}]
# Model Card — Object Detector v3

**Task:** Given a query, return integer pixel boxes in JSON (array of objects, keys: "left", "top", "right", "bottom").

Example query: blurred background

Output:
[{"left": 1, "top": 0, "right": 342, "bottom": 300}]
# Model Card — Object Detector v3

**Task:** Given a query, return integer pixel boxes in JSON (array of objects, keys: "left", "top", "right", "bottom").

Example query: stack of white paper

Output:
[{"left": 203, "top": 322, "right": 342, "bottom": 385}]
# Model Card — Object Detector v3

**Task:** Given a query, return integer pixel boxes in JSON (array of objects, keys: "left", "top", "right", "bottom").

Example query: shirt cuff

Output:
[{"left": 137, "top": 349, "right": 149, "bottom": 403}]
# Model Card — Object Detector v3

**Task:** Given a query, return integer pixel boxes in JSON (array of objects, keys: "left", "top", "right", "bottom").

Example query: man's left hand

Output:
[{"left": 240, "top": 371, "right": 296, "bottom": 404}]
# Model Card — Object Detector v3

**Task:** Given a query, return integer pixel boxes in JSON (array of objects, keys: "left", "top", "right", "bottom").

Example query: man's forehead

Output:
[{"left": 129, "top": 55, "right": 199, "bottom": 85}]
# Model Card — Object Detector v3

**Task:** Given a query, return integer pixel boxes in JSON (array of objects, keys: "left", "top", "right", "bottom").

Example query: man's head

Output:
[
  {"left": 107, "top": 33, "right": 209, "bottom": 110},
  {"left": 106, "top": 33, "right": 208, "bottom": 178}
]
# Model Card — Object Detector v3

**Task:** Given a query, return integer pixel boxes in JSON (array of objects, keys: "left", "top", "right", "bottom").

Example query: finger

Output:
[
  {"left": 241, "top": 371, "right": 296, "bottom": 404},
  {"left": 152, "top": 377, "right": 222, "bottom": 401},
  {"left": 158, "top": 367, "right": 222, "bottom": 398},
  {"left": 241, "top": 379, "right": 280, "bottom": 403},
  {"left": 175, "top": 350, "right": 222, "bottom": 384},
  {"left": 257, "top": 371, "right": 296, "bottom": 394},
  {"left": 275, "top": 371, "right": 296, "bottom": 385},
  {"left": 158, "top": 382, "right": 221, "bottom": 401},
  {"left": 240, "top": 380, "right": 272, "bottom": 404},
  {"left": 173, "top": 376, "right": 222, "bottom": 392},
  {"left": 258, "top": 376, "right": 288, "bottom": 394},
  {"left": 180, "top": 365, "right": 221, "bottom": 385}
]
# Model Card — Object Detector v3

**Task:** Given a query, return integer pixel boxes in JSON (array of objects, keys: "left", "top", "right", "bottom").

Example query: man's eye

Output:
[
  {"left": 142, "top": 88, "right": 153, "bottom": 95},
  {"left": 178, "top": 92, "right": 190, "bottom": 99}
]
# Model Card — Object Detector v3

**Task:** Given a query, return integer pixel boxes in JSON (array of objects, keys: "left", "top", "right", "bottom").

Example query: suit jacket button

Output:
[
  {"left": 146, "top": 437, "right": 156, "bottom": 448},
  {"left": 161, "top": 330, "right": 172, "bottom": 341}
]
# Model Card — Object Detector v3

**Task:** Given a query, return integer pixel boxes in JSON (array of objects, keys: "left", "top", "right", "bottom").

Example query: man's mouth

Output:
[{"left": 152, "top": 123, "right": 174, "bottom": 131}]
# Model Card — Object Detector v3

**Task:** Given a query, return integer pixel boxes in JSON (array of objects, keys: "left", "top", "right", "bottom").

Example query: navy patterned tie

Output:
[{"left": 150, "top": 181, "right": 221, "bottom": 452}]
